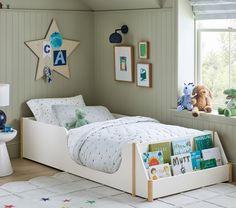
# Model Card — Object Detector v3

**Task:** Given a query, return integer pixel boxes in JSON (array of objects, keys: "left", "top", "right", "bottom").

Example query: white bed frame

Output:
[{"left": 21, "top": 116, "right": 232, "bottom": 201}]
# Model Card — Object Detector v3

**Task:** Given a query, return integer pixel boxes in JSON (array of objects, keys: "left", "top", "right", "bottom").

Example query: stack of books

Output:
[
  {"left": 143, "top": 142, "right": 171, "bottom": 180},
  {"left": 143, "top": 133, "right": 223, "bottom": 180}
]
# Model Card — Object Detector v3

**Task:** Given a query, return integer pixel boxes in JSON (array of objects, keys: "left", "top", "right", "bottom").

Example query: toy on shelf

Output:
[
  {"left": 191, "top": 84, "right": 213, "bottom": 117},
  {"left": 177, "top": 82, "right": 194, "bottom": 112},
  {"left": 2, "top": 125, "right": 13, "bottom": 133},
  {"left": 218, "top": 88, "right": 236, "bottom": 117}
]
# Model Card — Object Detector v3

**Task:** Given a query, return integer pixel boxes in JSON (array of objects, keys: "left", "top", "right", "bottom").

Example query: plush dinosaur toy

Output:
[
  {"left": 177, "top": 82, "right": 194, "bottom": 112},
  {"left": 65, "top": 109, "right": 88, "bottom": 130},
  {"left": 218, "top": 88, "right": 236, "bottom": 117}
]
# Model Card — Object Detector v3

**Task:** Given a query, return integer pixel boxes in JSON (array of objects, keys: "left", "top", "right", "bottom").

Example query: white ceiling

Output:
[{"left": 81, "top": 0, "right": 161, "bottom": 11}]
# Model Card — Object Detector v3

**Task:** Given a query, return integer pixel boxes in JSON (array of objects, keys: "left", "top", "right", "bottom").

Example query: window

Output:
[{"left": 197, "top": 19, "right": 236, "bottom": 107}]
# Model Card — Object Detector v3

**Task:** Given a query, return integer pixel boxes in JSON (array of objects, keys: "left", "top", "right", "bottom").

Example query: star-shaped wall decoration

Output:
[{"left": 25, "top": 19, "right": 80, "bottom": 80}]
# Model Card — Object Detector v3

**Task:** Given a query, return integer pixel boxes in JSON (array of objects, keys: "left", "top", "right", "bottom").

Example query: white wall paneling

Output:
[
  {"left": 177, "top": 0, "right": 195, "bottom": 92},
  {"left": 94, "top": 9, "right": 176, "bottom": 123},
  {"left": 0, "top": 9, "right": 94, "bottom": 158}
]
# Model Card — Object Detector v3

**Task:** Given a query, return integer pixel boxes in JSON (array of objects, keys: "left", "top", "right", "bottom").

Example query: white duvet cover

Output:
[{"left": 68, "top": 116, "right": 201, "bottom": 174}]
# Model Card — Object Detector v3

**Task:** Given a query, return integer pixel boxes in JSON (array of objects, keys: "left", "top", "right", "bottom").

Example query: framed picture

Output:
[
  {"left": 114, "top": 46, "right": 134, "bottom": 82},
  {"left": 136, "top": 63, "right": 152, "bottom": 88},
  {"left": 138, "top": 41, "right": 149, "bottom": 59}
]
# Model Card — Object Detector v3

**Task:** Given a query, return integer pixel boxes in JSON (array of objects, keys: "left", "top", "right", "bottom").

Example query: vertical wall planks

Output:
[
  {"left": 0, "top": 9, "right": 94, "bottom": 158},
  {"left": 94, "top": 9, "right": 174, "bottom": 121}
]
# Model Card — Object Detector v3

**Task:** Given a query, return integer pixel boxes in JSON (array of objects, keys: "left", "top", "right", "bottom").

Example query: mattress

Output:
[{"left": 68, "top": 116, "right": 202, "bottom": 174}]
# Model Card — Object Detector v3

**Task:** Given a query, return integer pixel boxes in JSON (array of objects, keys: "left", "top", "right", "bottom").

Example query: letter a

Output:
[{"left": 54, "top": 50, "right": 67, "bottom": 66}]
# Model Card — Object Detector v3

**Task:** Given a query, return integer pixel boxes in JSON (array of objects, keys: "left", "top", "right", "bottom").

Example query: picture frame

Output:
[
  {"left": 138, "top": 41, "right": 149, "bottom": 59},
  {"left": 136, "top": 63, "right": 152, "bottom": 88},
  {"left": 114, "top": 46, "right": 134, "bottom": 82}
]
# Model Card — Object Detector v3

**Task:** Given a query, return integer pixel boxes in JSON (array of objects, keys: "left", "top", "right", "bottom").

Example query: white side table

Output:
[{"left": 0, "top": 129, "right": 17, "bottom": 177}]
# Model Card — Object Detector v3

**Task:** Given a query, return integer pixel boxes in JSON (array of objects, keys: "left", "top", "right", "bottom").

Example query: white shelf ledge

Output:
[{"left": 169, "top": 109, "right": 236, "bottom": 125}]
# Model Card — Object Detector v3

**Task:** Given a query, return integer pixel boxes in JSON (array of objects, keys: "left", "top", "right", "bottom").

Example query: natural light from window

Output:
[{"left": 197, "top": 19, "right": 236, "bottom": 108}]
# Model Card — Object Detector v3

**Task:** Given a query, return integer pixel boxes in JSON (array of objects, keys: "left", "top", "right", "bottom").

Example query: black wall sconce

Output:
[{"left": 109, "top": 25, "right": 129, "bottom": 44}]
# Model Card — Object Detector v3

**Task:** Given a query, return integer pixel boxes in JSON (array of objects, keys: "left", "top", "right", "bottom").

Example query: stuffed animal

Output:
[
  {"left": 65, "top": 109, "right": 88, "bottom": 130},
  {"left": 191, "top": 84, "right": 213, "bottom": 117},
  {"left": 218, "top": 88, "right": 236, "bottom": 117},
  {"left": 177, "top": 82, "right": 194, "bottom": 112}
]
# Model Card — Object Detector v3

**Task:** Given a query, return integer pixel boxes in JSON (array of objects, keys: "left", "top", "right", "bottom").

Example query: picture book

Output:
[
  {"left": 200, "top": 159, "right": 217, "bottom": 170},
  {"left": 171, "top": 153, "right": 193, "bottom": 175},
  {"left": 143, "top": 151, "right": 164, "bottom": 169},
  {"left": 149, "top": 142, "right": 172, "bottom": 163},
  {"left": 191, "top": 151, "right": 201, "bottom": 171},
  {"left": 172, "top": 139, "right": 192, "bottom": 155},
  {"left": 148, "top": 164, "right": 171, "bottom": 180},
  {"left": 194, "top": 134, "right": 213, "bottom": 151},
  {"left": 202, "top": 147, "right": 222, "bottom": 166}
]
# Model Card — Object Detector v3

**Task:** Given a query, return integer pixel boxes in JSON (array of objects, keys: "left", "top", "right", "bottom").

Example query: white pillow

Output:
[
  {"left": 27, "top": 95, "right": 86, "bottom": 125},
  {"left": 52, "top": 105, "right": 115, "bottom": 127}
]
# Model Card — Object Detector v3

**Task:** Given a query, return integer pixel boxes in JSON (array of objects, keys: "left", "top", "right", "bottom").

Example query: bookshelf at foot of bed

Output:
[{"left": 21, "top": 117, "right": 232, "bottom": 202}]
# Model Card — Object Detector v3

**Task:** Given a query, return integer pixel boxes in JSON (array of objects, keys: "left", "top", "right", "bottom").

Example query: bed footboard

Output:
[{"left": 132, "top": 131, "right": 231, "bottom": 201}]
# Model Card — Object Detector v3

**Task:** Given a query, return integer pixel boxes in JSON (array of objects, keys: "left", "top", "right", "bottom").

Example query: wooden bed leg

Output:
[
  {"left": 132, "top": 143, "right": 136, "bottom": 197},
  {"left": 228, "top": 163, "right": 233, "bottom": 183},
  {"left": 212, "top": 130, "right": 215, "bottom": 144},
  {"left": 20, "top": 117, "right": 24, "bottom": 159},
  {"left": 147, "top": 180, "right": 153, "bottom": 202}
]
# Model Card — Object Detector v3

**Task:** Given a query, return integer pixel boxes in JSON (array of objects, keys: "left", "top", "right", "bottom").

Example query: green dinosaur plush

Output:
[
  {"left": 65, "top": 109, "right": 88, "bottom": 130},
  {"left": 218, "top": 88, "right": 236, "bottom": 117}
]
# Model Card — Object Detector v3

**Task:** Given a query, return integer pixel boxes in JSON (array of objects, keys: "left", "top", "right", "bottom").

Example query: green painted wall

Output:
[{"left": 0, "top": 9, "right": 94, "bottom": 158}]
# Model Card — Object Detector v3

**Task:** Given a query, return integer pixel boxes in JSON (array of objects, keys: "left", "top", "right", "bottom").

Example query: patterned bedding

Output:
[{"left": 68, "top": 116, "right": 201, "bottom": 174}]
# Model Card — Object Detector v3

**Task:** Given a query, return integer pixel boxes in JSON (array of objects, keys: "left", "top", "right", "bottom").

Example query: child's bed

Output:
[{"left": 21, "top": 114, "right": 232, "bottom": 202}]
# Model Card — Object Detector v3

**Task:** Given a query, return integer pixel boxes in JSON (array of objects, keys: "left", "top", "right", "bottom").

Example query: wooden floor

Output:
[{"left": 0, "top": 159, "right": 60, "bottom": 185}]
